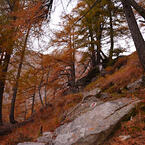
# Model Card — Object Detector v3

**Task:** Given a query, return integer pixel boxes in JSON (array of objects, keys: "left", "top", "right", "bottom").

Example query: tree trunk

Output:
[
  {"left": 9, "top": 28, "right": 30, "bottom": 124},
  {"left": 44, "top": 72, "right": 49, "bottom": 105},
  {"left": 108, "top": 4, "right": 114, "bottom": 61},
  {"left": 96, "top": 33, "right": 102, "bottom": 65},
  {"left": 121, "top": 0, "right": 145, "bottom": 70},
  {"left": 31, "top": 86, "right": 36, "bottom": 115},
  {"left": 0, "top": 52, "right": 11, "bottom": 125},
  {"left": 88, "top": 27, "right": 96, "bottom": 68},
  {"left": 0, "top": 0, "right": 19, "bottom": 125},
  {"left": 96, "top": 23, "right": 103, "bottom": 66},
  {"left": 24, "top": 101, "right": 27, "bottom": 120},
  {"left": 70, "top": 63, "right": 76, "bottom": 92},
  {"left": 128, "top": 0, "right": 145, "bottom": 19},
  {"left": 38, "top": 75, "right": 44, "bottom": 107},
  {"left": 69, "top": 26, "right": 76, "bottom": 93}
]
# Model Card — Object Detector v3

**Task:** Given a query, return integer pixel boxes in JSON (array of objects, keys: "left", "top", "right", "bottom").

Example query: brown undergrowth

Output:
[
  {"left": 0, "top": 93, "right": 82, "bottom": 145},
  {"left": 85, "top": 52, "right": 143, "bottom": 93}
]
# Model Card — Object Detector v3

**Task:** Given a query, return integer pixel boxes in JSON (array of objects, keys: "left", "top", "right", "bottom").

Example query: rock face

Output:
[
  {"left": 18, "top": 98, "right": 139, "bottom": 145},
  {"left": 54, "top": 98, "right": 139, "bottom": 145}
]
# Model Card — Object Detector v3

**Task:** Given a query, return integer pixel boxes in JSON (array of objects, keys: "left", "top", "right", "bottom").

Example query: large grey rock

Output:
[
  {"left": 53, "top": 98, "right": 139, "bottom": 145},
  {"left": 18, "top": 142, "right": 45, "bottom": 145}
]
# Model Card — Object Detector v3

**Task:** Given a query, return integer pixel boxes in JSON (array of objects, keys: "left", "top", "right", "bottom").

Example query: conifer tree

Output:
[{"left": 0, "top": 0, "right": 53, "bottom": 125}]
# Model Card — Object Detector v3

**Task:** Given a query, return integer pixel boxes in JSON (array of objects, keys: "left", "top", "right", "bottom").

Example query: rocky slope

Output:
[
  {"left": 18, "top": 96, "right": 140, "bottom": 145},
  {"left": 17, "top": 53, "right": 145, "bottom": 145}
]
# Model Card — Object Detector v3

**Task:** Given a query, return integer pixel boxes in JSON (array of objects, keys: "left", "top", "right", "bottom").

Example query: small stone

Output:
[{"left": 119, "top": 135, "right": 131, "bottom": 141}]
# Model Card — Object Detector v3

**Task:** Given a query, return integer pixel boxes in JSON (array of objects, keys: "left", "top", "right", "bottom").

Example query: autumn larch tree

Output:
[
  {"left": 0, "top": 0, "right": 53, "bottom": 125},
  {"left": 9, "top": 27, "right": 30, "bottom": 124},
  {"left": 0, "top": 0, "right": 19, "bottom": 125}
]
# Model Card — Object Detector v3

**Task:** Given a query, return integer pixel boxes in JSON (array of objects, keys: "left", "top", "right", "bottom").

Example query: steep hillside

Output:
[{"left": 0, "top": 52, "right": 144, "bottom": 145}]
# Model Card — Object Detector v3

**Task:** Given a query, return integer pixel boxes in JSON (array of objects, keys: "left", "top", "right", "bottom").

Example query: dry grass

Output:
[{"left": 85, "top": 52, "right": 143, "bottom": 92}]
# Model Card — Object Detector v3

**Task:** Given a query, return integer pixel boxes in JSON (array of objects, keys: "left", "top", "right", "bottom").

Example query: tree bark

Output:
[
  {"left": 9, "top": 28, "right": 30, "bottom": 124},
  {"left": 90, "top": 30, "right": 97, "bottom": 68},
  {"left": 87, "top": 24, "right": 97, "bottom": 68},
  {"left": 0, "top": 0, "right": 16, "bottom": 126},
  {"left": 70, "top": 63, "right": 76, "bottom": 92},
  {"left": 38, "top": 75, "right": 44, "bottom": 107},
  {"left": 31, "top": 86, "right": 36, "bottom": 115},
  {"left": 44, "top": 72, "right": 49, "bottom": 105},
  {"left": 108, "top": 3, "right": 114, "bottom": 61},
  {"left": 121, "top": 0, "right": 145, "bottom": 70},
  {"left": 127, "top": 0, "right": 145, "bottom": 19},
  {"left": 24, "top": 101, "right": 27, "bottom": 120},
  {"left": 96, "top": 32, "right": 102, "bottom": 65},
  {"left": 0, "top": 52, "right": 11, "bottom": 125}
]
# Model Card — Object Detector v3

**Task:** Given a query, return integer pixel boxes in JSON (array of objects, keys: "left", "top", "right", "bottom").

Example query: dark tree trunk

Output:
[
  {"left": 69, "top": 26, "right": 77, "bottom": 93},
  {"left": 0, "top": 52, "right": 11, "bottom": 125},
  {"left": 96, "top": 33, "right": 102, "bottom": 65},
  {"left": 38, "top": 75, "right": 44, "bottom": 107},
  {"left": 0, "top": 0, "right": 18, "bottom": 125},
  {"left": 108, "top": 4, "right": 114, "bottom": 61},
  {"left": 31, "top": 86, "right": 36, "bottom": 115},
  {"left": 121, "top": 0, "right": 145, "bottom": 70},
  {"left": 128, "top": 0, "right": 145, "bottom": 19},
  {"left": 70, "top": 63, "right": 76, "bottom": 92},
  {"left": 96, "top": 23, "right": 103, "bottom": 65},
  {"left": 9, "top": 29, "right": 30, "bottom": 124},
  {"left": 96, "top": 48, "right": 101, "bottom": 65},
  {"left": 88, "top": 27, "right": 96, "bottom": 68},
  {"left": 44, "top": 72, "right": 49, "bottom": 105}
]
